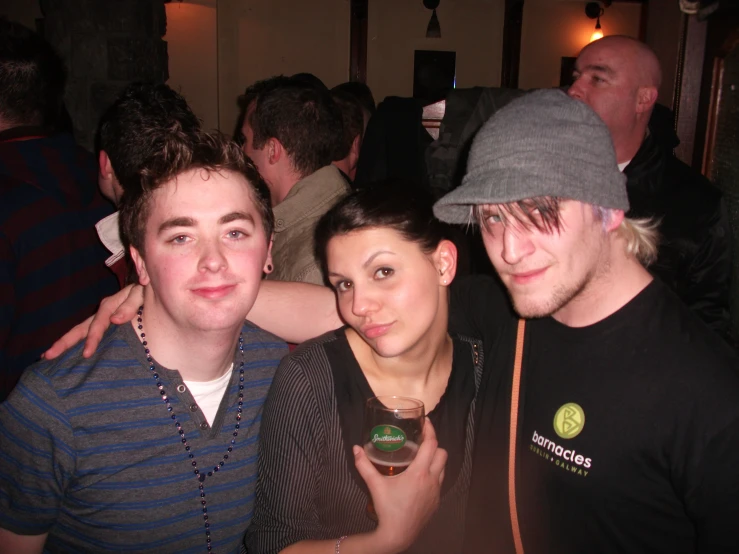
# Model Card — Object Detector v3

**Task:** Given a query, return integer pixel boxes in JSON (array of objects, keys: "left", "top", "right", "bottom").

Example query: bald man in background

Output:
[{"left": 569, "top": 36, "right": 733, "bottom": 340}]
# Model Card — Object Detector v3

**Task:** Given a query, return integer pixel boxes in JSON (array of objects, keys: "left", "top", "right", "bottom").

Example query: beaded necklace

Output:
[{"left": 137, "top": 305, "right": 245, "bottom": 553}]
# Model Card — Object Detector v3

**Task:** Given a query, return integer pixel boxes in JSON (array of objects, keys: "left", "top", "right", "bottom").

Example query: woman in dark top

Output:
[{"left": 245, "top": 186, "right": 484, "bottom": 554}]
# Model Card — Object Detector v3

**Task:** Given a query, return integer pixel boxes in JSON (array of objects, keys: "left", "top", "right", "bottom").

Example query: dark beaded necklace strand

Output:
[{"left": 137, "top": 305, "right": 245, "bottom": 553}]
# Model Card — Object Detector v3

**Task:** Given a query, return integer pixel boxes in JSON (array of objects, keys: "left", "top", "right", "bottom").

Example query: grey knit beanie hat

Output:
[{"left": 433, "top": 88, "right": 628, "bottom": 224}]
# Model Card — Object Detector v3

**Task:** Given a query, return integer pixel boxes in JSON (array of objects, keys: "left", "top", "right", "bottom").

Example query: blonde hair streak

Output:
[{"left": 618, "top": 217, "right": 660, "bottom": 267}]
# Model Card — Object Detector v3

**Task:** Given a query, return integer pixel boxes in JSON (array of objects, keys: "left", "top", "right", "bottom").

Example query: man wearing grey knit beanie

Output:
[{"left": 434, "top": 89, "right": 739, "bottom": 553}]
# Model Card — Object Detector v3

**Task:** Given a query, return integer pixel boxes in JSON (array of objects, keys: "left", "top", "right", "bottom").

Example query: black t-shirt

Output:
[{"left": 449, "top": 275, "right": 739, "bottom": 553}]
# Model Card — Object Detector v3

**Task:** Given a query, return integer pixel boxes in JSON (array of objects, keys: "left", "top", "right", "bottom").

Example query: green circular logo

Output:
[
  {"left": 370, "top": 424, "right": 407, "bottom": 452},
  {"left": 553, "top": 402, "right": 585, "bottom": 439}
]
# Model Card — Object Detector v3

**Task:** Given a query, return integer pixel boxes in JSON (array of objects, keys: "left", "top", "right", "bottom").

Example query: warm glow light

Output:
[{"left": 590, "top": 17, "right": 603, "bottom": 43}]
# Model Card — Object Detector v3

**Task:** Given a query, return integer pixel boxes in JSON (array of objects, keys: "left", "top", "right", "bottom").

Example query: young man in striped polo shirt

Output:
[{"left": 0, "top": 130, "right": 287, "bottom": 552}]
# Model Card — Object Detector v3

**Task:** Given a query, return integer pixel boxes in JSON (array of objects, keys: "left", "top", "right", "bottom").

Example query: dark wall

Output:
[
  {"left": 709, "top": 39, "right": 739, "bottom": 341},
  {"left": 39, "top": 0, "right": 168, "bottom": 150}
]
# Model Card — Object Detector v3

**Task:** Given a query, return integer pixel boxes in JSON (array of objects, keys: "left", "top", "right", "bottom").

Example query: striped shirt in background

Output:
[
  {"left": 0, "top": 320, "right": 287, "bottom": 553},
  {"left": 0, "top": 128, "right": 119, "bottom": 401}
]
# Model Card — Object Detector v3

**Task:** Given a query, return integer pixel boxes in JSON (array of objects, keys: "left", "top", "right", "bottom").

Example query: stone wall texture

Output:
[{"left": 40, "top": 0, "right": 168, "bottom": 150}]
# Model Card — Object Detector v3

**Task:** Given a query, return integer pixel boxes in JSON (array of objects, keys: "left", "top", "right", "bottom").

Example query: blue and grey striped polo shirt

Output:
[{"left": 0, "top": 320, "right": 287, "bottom": 553}]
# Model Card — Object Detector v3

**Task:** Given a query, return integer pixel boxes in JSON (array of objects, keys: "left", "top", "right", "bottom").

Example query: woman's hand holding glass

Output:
[{"left": 352, "top": 417, "right": 447, "bottom": 554}]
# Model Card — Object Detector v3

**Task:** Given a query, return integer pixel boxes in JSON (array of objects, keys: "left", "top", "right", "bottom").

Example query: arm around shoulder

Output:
[{"left": 248, "top": 280, "right": 341, "bottom": 344}]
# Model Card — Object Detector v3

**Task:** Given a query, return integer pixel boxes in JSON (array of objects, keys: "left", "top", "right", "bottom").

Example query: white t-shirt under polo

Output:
[{"left": 184, "top": 364, "right": 233, "bottom": 425}]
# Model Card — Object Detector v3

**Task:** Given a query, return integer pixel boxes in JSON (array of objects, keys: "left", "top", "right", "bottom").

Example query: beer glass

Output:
[
  {"left": 363, "top": 396, "right": 424, "bottom": 519},
  {"left": 363, "top": 396, "right": 424, "bottom": 475}
]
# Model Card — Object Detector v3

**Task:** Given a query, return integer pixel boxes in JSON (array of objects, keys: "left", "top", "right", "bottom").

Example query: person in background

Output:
[
  {"left": 330, "top": 88, "right": 365, "bottom": 184},
  {"left": 96, "top": 82, "right": 202, "bottom": 285},
  {"left": 0, "top": 18, "right": 117, "bottom": 401},
  {"left": 241, "top": 76, "right": 349, "bottom": 285},
  {"left": 246, "top": 186, "right": 479, "bottom": 554},
  {"left": 291, "top": 72, "right": 328, "bottom": 91},
  {"left": 569, "top": 35, "right": 733, "bottom": 340},
  {"left": 332, "top": 81, "right": 376, "bottom": 132}
]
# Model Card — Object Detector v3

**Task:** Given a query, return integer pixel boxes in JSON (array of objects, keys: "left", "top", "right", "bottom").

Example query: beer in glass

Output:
[{"left": 363, "top": 396, "right": 424, "bottom": 519}]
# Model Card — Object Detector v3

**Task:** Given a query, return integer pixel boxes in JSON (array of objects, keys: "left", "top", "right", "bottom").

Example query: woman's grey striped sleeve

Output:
[{"left": 246, "top": 354, "right": 327, "bottom": 554}]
